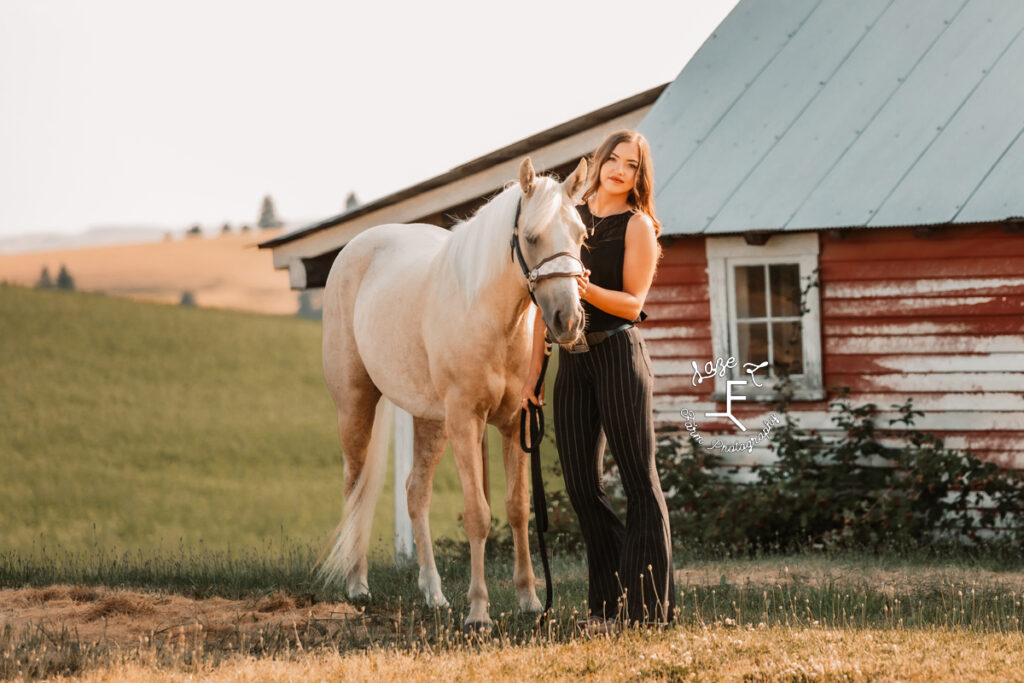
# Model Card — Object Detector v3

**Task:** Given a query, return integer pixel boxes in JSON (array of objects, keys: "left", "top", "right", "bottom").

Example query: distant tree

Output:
[
  {"left": 180, "top": 290, "right": 196, "bottom": 307},
  {"left": 221, "top": 222, "right": 231, "bottom": 235},
  {"left": 240, "top": 224, "right": 252, "bottom": 233},
  {"left": 258, "top": 195, "right": 283, "bottom": 229},
  {"left": 296, "top": 290, "right": 322, "bottom": 320},
  {"left": 163, "top": 232, "right": 174, "bottom": 242},
  {"left": 36, "top": 266, "right": 54, "bottom": 289},
  {"left": 56, "top": 265, "right": 75, "bottom": 291},
  {"left": 345, "top": 191, "right": 360, "bottom": 212},
  {"left": 187, "top": 224, "right": 202, "bottom": 238}
]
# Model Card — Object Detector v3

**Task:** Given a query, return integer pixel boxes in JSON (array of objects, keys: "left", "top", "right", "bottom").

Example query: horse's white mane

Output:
[{"left": 444, "top": 176, "right": 564, "bottom": 307}]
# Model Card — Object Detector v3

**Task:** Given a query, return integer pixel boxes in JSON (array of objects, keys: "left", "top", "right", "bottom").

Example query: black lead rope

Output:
[{"left": 520, "top": 336, "right": 553, "bottom": 614}]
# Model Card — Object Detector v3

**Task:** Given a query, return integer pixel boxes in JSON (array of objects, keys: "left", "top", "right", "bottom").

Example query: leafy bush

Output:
[{"left": 593, "top": 390, "right": 1024, "bottom": 554}]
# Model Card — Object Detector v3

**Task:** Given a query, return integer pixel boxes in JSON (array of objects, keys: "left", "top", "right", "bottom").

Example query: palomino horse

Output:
[{"left": 318, "top": 157, "right": 589, "bottom": 631}]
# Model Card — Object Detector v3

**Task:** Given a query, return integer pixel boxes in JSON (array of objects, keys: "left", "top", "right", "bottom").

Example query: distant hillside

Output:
[
  {"left": 0, "top": 226, "right": 169, "bottom": 254},
  {"left": 0, "top": 229, "right": 299, "bottom": 315},
  {"left": 0, "top": 286, "right": 505, "bottom": 556}
]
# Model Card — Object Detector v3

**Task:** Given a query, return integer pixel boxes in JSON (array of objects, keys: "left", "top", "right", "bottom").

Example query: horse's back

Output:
[{"left": 324, "top": 223, "right": 445, "bottom": 312}]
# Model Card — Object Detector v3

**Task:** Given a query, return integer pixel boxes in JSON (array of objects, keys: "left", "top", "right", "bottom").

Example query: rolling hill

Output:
[
  {"left": 0, "top": 286, "right": 560, "bottom": 558},
  {"left": 0, "top": 230, "right": 298, "bottom": 315}
]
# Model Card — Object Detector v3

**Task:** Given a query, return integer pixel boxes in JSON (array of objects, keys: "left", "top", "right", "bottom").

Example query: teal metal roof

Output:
[{"left": 640, "top": 0, "right": 1024, "bottom": 235}]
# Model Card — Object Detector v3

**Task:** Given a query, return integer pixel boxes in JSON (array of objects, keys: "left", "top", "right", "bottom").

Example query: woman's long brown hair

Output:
[{"left": 581, "top": 129, "right": 662, "bottom": 238}]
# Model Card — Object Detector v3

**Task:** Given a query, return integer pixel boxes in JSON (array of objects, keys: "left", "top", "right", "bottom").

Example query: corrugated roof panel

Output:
[
  {"left": 707, "top": 0, "right": 964, "bottom": 233},
  {"left": 654, "top": 0, "right": 892, "bottom": 235},
  {"left": 788, "top": 0, "right": 1024, "bottom": 230},
  {"left": 648, "top": 0, "right": 1024, "bottom": 235},
  {"left": 956, "top": 123, "right": 1024, "bottom": 222},
  {"left": 870, "top": 27, "right": 1024, "bottom": 226},
  {"left": 639, "top": 0, "right": 821, "bottom": 232}
]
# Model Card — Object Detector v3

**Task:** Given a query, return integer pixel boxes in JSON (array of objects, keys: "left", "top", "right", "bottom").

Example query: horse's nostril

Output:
[{"left": 553, "top": 310, "right": 563, "bottom": 330}]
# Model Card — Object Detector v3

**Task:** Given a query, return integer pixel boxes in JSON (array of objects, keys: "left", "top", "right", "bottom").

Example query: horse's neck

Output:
[
  {"left": 442, "top": 188, "right": 531, "bottom": 322},
  {"left": 490, "top": 256, "right": 535, "bottom": 329},
  {"left": 462, "top": 236, "right": 533, "bottom": 330}
]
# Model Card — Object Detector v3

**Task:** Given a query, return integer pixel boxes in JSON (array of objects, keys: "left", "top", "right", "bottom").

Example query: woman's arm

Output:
[
  {"left": 520, "top": 305, "right": 547, "bottom": 406},
  {"left": 578, "top": 213, "right": 658, "bottom": 320}
]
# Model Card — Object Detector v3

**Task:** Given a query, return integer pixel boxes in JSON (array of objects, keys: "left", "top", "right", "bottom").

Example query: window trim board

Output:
[{"left": 706, "top": 233, "right": 823, "bottom": 402}]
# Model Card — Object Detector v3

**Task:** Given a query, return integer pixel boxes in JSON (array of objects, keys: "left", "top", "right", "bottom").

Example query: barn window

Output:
[{"left": 706, "top": 233, "right": 823, "bottom": 401}]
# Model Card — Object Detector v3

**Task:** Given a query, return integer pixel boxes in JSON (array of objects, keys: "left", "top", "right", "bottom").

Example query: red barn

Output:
[
  {"left": 639, "top": 0, "right": 1024, "bottom": 474},
  {"left": 263, "top": 0, "right": 1024, "bottom": 481}
]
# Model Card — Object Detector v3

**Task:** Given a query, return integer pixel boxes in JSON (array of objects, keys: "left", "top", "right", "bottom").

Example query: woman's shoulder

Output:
[{"left": 626, "top": 212, "right": 655, "bottom": 232}]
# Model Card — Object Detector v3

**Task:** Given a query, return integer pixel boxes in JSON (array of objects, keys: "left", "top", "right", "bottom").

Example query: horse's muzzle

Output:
[{"left": 547, "top": 305, "right": 585, "bottom": 345}]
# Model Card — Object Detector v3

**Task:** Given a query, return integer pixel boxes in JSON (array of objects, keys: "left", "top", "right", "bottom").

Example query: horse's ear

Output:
[
  {"left": 562, "top": 157, "right": 588, "bottom": 203},
  {"left": 519, "top": 157, "right": 536, "bottom": 197}
]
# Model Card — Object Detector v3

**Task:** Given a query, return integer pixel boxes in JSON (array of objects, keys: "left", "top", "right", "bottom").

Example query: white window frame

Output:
[{"left": 706, "top": 232, "right": 823, "bottom": 402}]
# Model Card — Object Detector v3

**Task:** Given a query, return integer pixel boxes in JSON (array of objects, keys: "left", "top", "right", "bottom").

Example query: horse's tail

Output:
[{"left": 316, "top": 395, "right": 393, "bottom": 590}]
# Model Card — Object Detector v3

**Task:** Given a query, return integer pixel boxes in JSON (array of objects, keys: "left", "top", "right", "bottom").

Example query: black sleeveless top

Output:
[{"left": 577, "top": 203, "right": 649, "bottom": 333}]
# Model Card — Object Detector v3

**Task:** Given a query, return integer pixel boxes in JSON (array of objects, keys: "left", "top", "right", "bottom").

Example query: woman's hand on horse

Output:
[{"left": 576, "top": 269, "right": 591, "bottom": 300}]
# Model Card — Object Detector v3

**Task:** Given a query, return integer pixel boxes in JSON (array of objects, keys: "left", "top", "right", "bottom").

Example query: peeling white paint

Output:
[
  {"left": 826, "top": 296, "right": 1001, "bottom": 316},
  {"left": 872, "top": 353, "right": 1024, "bottom": 373},
  {"left": 654, "top": 409, "right": 1023, "bottom": 431},
  {"left": 844, "top": 373, "right": 1024, "bottom": 392},
  {"left": 826, "top": 278, "right": 1024, "bottom": 298},
  {"left": 825, "top": 320, "right": 1007, "bottom": 336},
  {"left": 828, "top": 334, "right": 1024, "bottom": 354}
]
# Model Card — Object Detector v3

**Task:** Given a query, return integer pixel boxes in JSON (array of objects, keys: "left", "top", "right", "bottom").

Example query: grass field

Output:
[
  {"left": 0, "top": 285, "right": 561, "bottom": 558},
  {"left": 3, "top": 547, "right": 1024, "bottom": 680}
]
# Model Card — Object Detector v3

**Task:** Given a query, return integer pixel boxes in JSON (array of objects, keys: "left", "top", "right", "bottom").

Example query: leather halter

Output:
[{"left": 509, "top": 197, "right": 585, "bottom": 305}]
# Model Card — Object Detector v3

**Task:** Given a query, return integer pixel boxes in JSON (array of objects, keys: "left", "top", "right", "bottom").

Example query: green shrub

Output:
[{"left": 591, "top": 389, "right": 1024, "bottom": 554}]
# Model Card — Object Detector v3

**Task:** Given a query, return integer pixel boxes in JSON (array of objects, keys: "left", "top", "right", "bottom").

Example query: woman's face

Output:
[{"left": 598, "top": 140, "right": 640, "bottom": 198}]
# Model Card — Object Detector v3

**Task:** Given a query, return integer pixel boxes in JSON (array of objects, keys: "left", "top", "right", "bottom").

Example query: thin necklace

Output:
[{"left": 588, "top": 212, "right": 609, "bottom": 238}]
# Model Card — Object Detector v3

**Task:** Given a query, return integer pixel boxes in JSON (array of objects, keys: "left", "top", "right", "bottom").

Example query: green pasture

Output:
[{"left": 0, "top": 285, "right": 561, "bottom": 557}]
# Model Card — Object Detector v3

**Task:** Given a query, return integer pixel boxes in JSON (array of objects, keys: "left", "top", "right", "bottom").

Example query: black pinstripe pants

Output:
[{"left": 553, "top": 326, "right": 677, "bottom": 624}]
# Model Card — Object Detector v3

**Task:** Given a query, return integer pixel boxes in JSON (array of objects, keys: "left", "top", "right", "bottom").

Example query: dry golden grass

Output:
[
  {"left": 7, "top": 550, "right": 1024, "bottom": 681},
  {"left": 56, "top": 626, "right": 1024, "bottom": 681},
  {"left": 0, "top": 230, "right": 296, "bottom": 314}
]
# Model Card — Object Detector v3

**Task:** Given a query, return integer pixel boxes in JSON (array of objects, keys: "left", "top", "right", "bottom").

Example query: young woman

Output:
[{"left": 520, "top": 129, "right": 676, "bottom": 627}]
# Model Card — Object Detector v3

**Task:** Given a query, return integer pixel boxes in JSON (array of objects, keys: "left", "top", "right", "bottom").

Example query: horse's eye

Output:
[{"left": 525, "top": 234, "right": 538, "bottom": 245}]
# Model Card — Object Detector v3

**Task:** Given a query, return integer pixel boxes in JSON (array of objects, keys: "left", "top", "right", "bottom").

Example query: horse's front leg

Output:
[
  {"left": 445, "top": 406, "right": 492, "bottom": 632},
  {"left": 501, "top": 425, "right": 542, "bottom": 613}
]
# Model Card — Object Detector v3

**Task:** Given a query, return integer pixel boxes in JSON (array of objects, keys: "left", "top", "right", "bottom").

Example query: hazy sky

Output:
[{"left": 0, "top": 0, "right": 738, "bottom": 237}]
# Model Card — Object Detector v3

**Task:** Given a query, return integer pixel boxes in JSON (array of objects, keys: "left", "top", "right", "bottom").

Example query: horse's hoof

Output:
[
  {"left": 425, "top": 593, "right": 454, "bottom": 610},
  {"left": 519, "top": 594, "right": 543, "bottom": 614},
  {"left": 347, "top": 589, "right": 372, "bottom": 604},
  {"left": 463, "top": 620, "right": 493, "bottom": 636}
]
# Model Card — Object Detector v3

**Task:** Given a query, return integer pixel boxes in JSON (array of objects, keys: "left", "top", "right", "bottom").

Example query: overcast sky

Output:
[{"left": 0, "top": 0, "right": 738, "bottom": 237}]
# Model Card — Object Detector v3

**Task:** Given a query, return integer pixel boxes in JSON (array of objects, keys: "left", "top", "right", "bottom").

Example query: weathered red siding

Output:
[
  {"left": 819, "top": 223, "right": 1024, "bottom": 469},
  {"left": 646, "top": 224, "right": 1024, "bottom": 470}
]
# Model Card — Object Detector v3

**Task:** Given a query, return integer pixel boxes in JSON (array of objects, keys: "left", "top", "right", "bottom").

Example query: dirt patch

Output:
[
  {"left": 254, "top": 591, "right": 296, "bottom": 613},
  {"left": 0, "top": 586, "right": 360, "bottom": 648},
  {"left": 83, "top": 593, "right": 158, "bottom": 621}
]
